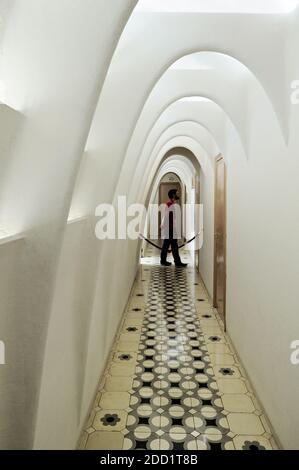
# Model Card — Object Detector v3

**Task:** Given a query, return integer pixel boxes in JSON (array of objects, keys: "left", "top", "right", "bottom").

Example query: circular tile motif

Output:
[
  {"left": 154, "top": 366, "right": 168, "bottom": 375},
  {"left": 204, "top": 427, "right": 223, "bottom": 442},
  {"left": 168, "top": 405, "right": 185, "bottom": 417},
  {"left": 122, "top": 266, "right": 235, "bottom": 451},
  {"left": 169, "top": 428, "right": 187, "bottom": 440},
  {"left": 168, "top": 388, "right": 183, "bottom": 399},
  {"left": 153, "top": 380, "right": 169, "bottom": 390},
  {"left": 201, "top": 406, "right": 218, "bottom": 419},
  {"left": 141, "top": 372, "right": 155, "bottom": 382},
  {"left": 139, "top": 387, "right": 154, "bottom": 398},
  {"left": 152, "top": 396, "right": 170, "bottom": 407},
  {"left": 143, "top": 360, "right": 155, "bottom": 368},
  {"left": 137, "top": 405, "right": 153, "bottom": 418},
  {"left": 168, "top": 373, "right": 181, "bottom": 384},
  {"left": 168, "top": 360, "right": 180, "bottom": 369},
  {"left": 145, "top": 340, "right": 156, "bottom": 347},
  {"left": 179, "top": 367, "right": 194, "bottom": 376},
  {"left": 134, "top": 426, "right": 151, "bottom": 439},
  {"left": 197, "top": 389, "right": 213, "bottom": 400},
  {"left": 182, "top": 397, "right": 200, "bottom": 408},
  {"left": 144, "top": 349, "right": 155, "bottom": 357}
]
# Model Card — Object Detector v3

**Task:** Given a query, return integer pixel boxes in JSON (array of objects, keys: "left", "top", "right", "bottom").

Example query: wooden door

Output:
[{"left": 213, "top": 156, "right": 227, "bottom": 327}]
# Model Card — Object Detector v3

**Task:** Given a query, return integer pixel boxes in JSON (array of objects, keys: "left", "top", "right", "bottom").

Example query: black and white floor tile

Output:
[
  {"left": 79, "top": 248, "right": 279, "bottom": 451},
  {"left": 123, "top": 266, "right": 232, "bottom": 450}
]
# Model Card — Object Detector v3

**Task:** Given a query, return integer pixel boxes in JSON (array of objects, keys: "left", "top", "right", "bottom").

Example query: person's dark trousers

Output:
[{"left": 161, "top": 239, "right": 182, "bottom": 265}]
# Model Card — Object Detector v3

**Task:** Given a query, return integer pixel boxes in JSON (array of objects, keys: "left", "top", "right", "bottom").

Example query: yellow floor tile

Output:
[
  {"left": 104, "top": 375, "right": 133, "bottom": 392},
  {"left": 117, "top": 341, "right": 140, "bottom": 352},
  {"left": 119, "top": 332, "right": 140, "bottom": 342},
  {"left": 218, "top": 378, "right": 248, "bottom": 394},
  {"left": 222, "top": 394, "right": 255, "bottom": 413},
  {"left": 85, "top": 431, "right": 124, "bottom": 450},
  {"left": 227, "top": 413, "right": 265, "bottom": 435},
  {"left": 210, "top": 353, "right": 236, "bottom": 365},
  {"left": 109, "top": 363, "right": 136, "bottom": 377},
  {"left": 99, "top": 392, "right": 130, "bottom": 410},
  {"left": 207, "top": 343, "right": 232, "bottom": 354}
]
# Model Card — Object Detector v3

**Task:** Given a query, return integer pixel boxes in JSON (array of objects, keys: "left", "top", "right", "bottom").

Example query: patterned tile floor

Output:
[{"left": 79, "top": 247, "right": 279, "bottom": 451}]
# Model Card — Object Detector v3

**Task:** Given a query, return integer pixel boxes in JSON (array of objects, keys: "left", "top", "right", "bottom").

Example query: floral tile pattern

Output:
[{"left": 79, "top": 248, "right": 279, "bottom": 451}]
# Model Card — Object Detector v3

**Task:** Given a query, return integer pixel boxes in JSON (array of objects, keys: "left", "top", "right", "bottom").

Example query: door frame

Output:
[{"left": 213, "top": 155, "right": 227, "bottom": 330}]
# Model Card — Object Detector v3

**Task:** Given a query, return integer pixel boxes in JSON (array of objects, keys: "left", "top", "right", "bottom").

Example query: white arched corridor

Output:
[{"left": 0, "top": 0, "right": 299, "bottom": 452}]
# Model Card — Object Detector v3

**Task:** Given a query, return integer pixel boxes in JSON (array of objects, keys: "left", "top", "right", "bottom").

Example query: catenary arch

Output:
[
  {"left": 147, "top": 120, "right": 216, "bottom": 167},
  {"left": 114, "top": 49, "right": 283, "bottom": 207},
  {"left": 149, "top": 155, "right": 197, "bottom": 206},
  {"left": 137, "top": 98, "right": 221, "bottom": 158},
  {"left": 90, "top": 16, "right": 288, "bottom": 166},
  {"left": 139, "top": 134, "right": 214, "bottom": 214},
  {"left": 82, "top": 25, "right": 289, "bottom": 219},
  {"left": 118, "top": 85, "right": 244, "bottom": 200},
  {"left": 141, "top": 154, "right": 198, "bottom": 246},
  {"left": 133, "top": 117, "right": 224, "bottom": 202},
  {"left": 137, "top": 141, "right": 211, "bottom": 268},
  {"left": 136, "top": 125, "right": 215, "bottom": 205},
  {"left": 140, "top": 148, "right": 201, "bottom": 237},
  {"left": 119, "top": 97, "right": 240, "bottom": 206},
  {"left": 138, "top": 136, "right": 215, "bottom": 263},
  {"left": 126, "top": 50, "right": 283, "bottom": 159},
  {"left": 140, "top": 134, "right": 211, "bottom": 204},
  {"left": 129, "top": 107, "right": 235, "bottom": 206}
]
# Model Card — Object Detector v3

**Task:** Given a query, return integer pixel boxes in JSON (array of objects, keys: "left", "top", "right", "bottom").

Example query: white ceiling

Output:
[{"left": 136, "top": 0, "right": 299, "bottom": 14}]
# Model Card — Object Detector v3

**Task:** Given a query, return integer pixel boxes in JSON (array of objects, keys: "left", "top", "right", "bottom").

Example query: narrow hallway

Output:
[
  {"left": 1, "top": 0, "right": 299, "bottom": 454},
  {"left": 79, "top": 248, "right": 278, "bottom": 451}
]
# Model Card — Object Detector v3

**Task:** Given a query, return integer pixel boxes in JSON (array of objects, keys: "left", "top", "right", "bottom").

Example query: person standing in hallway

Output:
[{"left": 160, "top": 189, "right": 188, "bottom": 267}]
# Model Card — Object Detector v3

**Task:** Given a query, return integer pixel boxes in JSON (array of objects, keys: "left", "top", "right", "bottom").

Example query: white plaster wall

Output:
[
  {"left": 0, "top": 238, "right": 24, "bottom": 449},
  {"left": 34, "top": 218, "right": 99, "bottom": 450},
  {"left": 226, "top": 53, "right": 299, "bottom": 449},
  {"left": 226, "top": 151, "right": 299, "bottom": 449},
  {"left": 0, "top": 0, "right": 137, "bottom": 450},
  {"left": 0, "top": 104, "right": 21, "bottom": 204}
]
